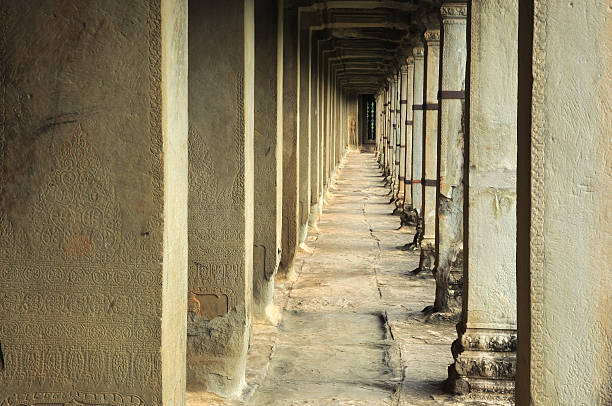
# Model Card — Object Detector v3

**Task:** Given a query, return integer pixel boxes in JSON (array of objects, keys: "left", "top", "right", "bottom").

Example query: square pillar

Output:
[
  {"left": 280, "top": 6, "right": 299, "bottom": 276},
  {"left": 402, "top": 59, "right": 415, "bottom": 214},
  {"left": 418, "top": 29, "right": 441, "bottom": 273},
  {"left": 187, "top": 0, "right": 255, "bottom": 398},
  {"left": 447, "top": 0, "right": 518, "bottom": 395},
  {"left": 0, "top": 1, "right": 188, "bottom": 403},
  {"left": 253, "top": 0, "right": 283, "bottom": 323},
  {"left": 410, "top": 46, "right": 425, "bottom": 218},
  {"left": 517, "top": 0, "right": 612, "bottom": 404},
  {"left": 434, "top": 2, "right": 468, "bottom": 314}
]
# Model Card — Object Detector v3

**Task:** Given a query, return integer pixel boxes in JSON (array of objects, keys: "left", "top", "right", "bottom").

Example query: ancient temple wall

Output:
[
  {"left": 253, "top": 0, "right": 283, "bottom": 322},
  {"left": 0, "top": 0, "right": 188, "bottom": 403},
  {"left": 187, "top": 0, "right": 254, "bottom": 397},
  {"left": 517, "top": 1, "right": 612, "bottom": 404}
]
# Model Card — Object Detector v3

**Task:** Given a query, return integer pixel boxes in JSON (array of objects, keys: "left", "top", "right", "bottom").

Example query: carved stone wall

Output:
[{"left": 0, "top": 1, "right": 188, "bottom": 404}]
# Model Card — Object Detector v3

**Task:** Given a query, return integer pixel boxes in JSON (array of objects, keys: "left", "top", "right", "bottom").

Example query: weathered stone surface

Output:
[
  {"left": 253, "top": 0, "right": 283, "bottom": 323},
  {"left": 0, "top": 0, "right": 188, "bottom": 403},
  {"left": 187, "top": 0, "right": 254, "bottom": 398},
  {"left": 447, "top": 0, "right": 517, "bottom": 395},
  {"left": 517, "top": 0, "right": 612, "bottom": 404},
  {"left": 433, "top": 2, "right": 467, "bottom": 314}
]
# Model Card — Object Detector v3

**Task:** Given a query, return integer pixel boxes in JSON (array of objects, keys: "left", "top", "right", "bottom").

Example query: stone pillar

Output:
[
  {"left": 410, "top": 47, "right": 425, "bottom": 218},
  {"left": 309, "top": 31, "right": 321, "bottom": 229},
  {"left": 279, "top": 6, "right": 299, "bottom": 277},
  {"left": 187, "top": 0, "right": 254, "bottom": 398},
  {"left": 397, "top": 66, "right": 408, "bottom": 208},
  {"left": 253, "top": 0, "right": 283, "bottom": 323},
  {"left": 402, "top": 58, "right": 415, "bottom": 215},
  {"left": 433, "top": 2, "right": 467, "bottom": 314},
  {"left": 517, "top": 1, "right": 612, "bottom": 404},
  {"left": 0, "top": 1, "right": 188, "bottom": 403},
  {"left": 418, "top": 29, "right": 440, "bottom": 273},
  {"left": 391, "top": 76, "right": 400, "bottom": 198},
  {"left": 447, "top": 0, "right": 517, "bottom": 395},
  {"left": 297, "top": 11, "right": 312, "bottom": 246}
]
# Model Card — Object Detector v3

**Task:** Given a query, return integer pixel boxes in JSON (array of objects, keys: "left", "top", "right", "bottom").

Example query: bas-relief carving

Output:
[
  {"left": 1, "top": 392, "right": 145, "bottom": 406},
  {"left": 188, "top": 72, "right": 246, "bottom": 322},
  {"left": 440, "top": 4, "right": 468, "bottom": 19}
]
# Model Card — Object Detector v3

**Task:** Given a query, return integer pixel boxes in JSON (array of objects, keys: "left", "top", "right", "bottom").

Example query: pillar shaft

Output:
[
  {"left": 0, "top": 1, "right": 188, "bottom": 403},
  {"left": 297, "top": 11, "right": 312, "bottom": 245},
  {"left": 398, "top": 67, "right": 408, "bottom": 202},
  {"left": 280, "top": 6, "right": 299, "bottom": 276},
  {"left": 448, "top": 0, "right": 518, "bottom": 395},
  {"left": 253, "top": 0, "right": 283, "bottom": 322},
  {"left": 402, "top": 59, "right": 415, "bottom": 211},
  {"left": 434, "top": 2, "right": 467, "bottom": 313},
  {"left": 419, "top": 29, "right": 441, "bottom": 272},
  {"left": 309, "top": 31, "right": 321, "bottom": 228},
  {"left": 187, "top": 0, "right": 254, "bottom": 398},
  {"left": 517, "top": 0, "right": 612, "bottom": 403},
  {"left": 411, "top": 47, "right": 425, "bottom": 216}
]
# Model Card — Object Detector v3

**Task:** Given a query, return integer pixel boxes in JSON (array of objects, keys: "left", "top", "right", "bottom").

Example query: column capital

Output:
[
  {"left": 424, "top": 29, "right": 441, "bottom": 43},
  {"left": 400, "top": 64, "right": 409, "bottom": 73},
  {"left": 413, "top": 46, "right": 425, "bottom": 58},
  {"left": 441, "top": 2, "right": 468, "bottom": 22},
  {"left": 405, "top": 56, "right": 414, "bottom": 65}
]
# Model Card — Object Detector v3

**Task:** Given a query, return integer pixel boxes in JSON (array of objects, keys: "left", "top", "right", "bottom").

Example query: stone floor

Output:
[{"left": 187, "top": 151, "right": 513, "bottom": 406}]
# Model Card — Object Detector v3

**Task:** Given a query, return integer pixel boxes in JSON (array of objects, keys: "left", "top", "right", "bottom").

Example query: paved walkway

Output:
[{"left": 188, "top": 151, "right": 510, "bottom": 406}]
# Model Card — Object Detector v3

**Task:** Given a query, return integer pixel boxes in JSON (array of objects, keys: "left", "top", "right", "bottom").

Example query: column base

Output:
[
  {"left": 400, "top": 207, "right": 418, "bottom": 227},
  {"left": 412, "top": 237, "right": 435, "bottom": 274},
  {"left": 447, "top": 325, "right": 517, "bottom": 395}
]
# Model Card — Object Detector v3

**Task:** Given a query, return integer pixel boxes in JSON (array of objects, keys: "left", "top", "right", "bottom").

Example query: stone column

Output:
[
  {"left": 417, "top": 29, "right": 440, "bottom": 273},
  {"left": 397, "top": 66, "right": 409, "bottom": 208},
  {"left": 187, "top": 0, "right": 255, "bottom": 398},
  {"left": 309, "top": 31, "right": 321, "bottom": 230},
  {"left": 279, "top": 6, "right": 299, "bottom": 277},
  {"left": 253, "top": 0, "right": 283, "bottom": 323},
  {"left": 391, "top": 76, "right": 400, "bottom": 198},
  {"left": 447, "top": 0, "right": 517, "bottom": 395},
  {"left": 402, "top": 58, "right": 415, "bottom": 217},
  {"left": 433, "top": 2, "right": 467, "bottom": 314},
  {"left": 517, "top": 1, "right": 611, "bottom": 404},
  {"left": 410, "top": 47, "right": 425, "bottom": 219},
  {"left": 0, "top": 1, "right": 188, "bottom": 403},
  {"left": 297, "top": 11, "right": 312, "bottom": 246}
]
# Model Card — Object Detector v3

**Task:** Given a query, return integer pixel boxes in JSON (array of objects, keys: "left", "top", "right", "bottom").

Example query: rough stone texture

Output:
[
  {"left": 418, "top": 30, "right": 440, "bottom": 273},
  {"left": 253, "top": 0, "right": 283, "bottom": 322},
  {"left": 433, "top": 2, "right": 467, "bottom": 314},
  {"left": 0, "top": 0, "right": 188, "bottom": 403},
  {"left": 518, "top": 0, "right": 612, "bottom": 404},
  {"left": 187, "top": 0, "right": 254, "bottom": 398},
  {"left": 448, "top": 0, "right": 517, "bottom": 395},
  {"left": 280, "top": 6, "right": 299, "bottom": 277}
]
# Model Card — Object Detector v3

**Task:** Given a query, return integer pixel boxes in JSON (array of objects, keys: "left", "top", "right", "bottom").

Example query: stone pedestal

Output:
[
  {"left": 447, "top": 0, "right": 517, "bottom": 395},
  {"left": 187, "top": 0, "right": 254, "bottom": 398},
  {"left": 0, "top": 1, "right": 188, "bottom": 403},
  {"left": 434, "top": 3, "right": 467, "bottom": 313},
  {"left": 253, "top": 0, "right": 283, "bottom": 323},
  {"left": 280, "top": 6, "right": 299, "bottom": 277},
  {"left": 517, "top": 0, "right": 612, "bottom": 404},
  {"left": 418, "top": 30, "right": 440, "bottom": 272}
]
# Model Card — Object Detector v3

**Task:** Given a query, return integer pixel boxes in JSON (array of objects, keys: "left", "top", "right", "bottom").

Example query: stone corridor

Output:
[{"left": 188, "top": 152, "right": 507, "bottom": 406}]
